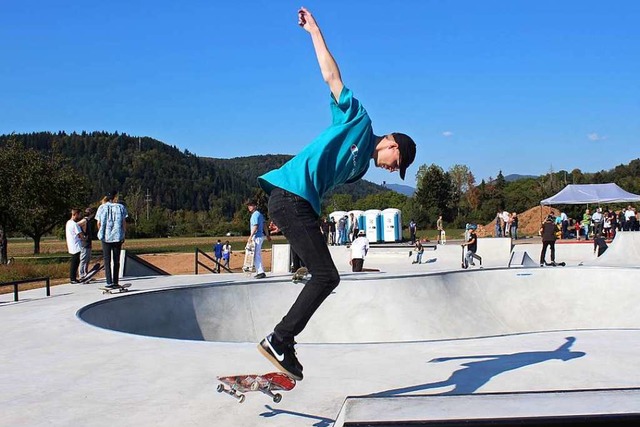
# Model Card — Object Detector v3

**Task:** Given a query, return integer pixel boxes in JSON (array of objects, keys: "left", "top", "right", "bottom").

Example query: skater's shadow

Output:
[
  {"left": 370, "top": 336, "right": 585, "bottom": 397},
  {"left": 259, "top": 405, "right": 333, "bottom": 427}
]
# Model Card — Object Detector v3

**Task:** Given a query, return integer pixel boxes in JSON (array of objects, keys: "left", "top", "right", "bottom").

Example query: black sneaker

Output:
[
  {"left": 104, "top": 284, "right": 119, "bottom": 289},
  {"left": 255, "top": 273, "right": 266, "bottom": 279},
  {"left": 258, "top": 333, "right": 303, "bottom": 380}
]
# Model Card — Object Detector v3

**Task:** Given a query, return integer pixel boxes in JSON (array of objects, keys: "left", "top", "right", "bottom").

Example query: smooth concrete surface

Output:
[{"left": 2, "top": 238, "right": 640, "bottom": 427}]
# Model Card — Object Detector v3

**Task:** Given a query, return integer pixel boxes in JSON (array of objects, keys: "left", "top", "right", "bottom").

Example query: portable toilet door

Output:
[
  {"left": 382, "top": 208, "right": 402, "bottom": 242},
  {"left": 364, "top": 209, "right": 382, "bottom": 243}
]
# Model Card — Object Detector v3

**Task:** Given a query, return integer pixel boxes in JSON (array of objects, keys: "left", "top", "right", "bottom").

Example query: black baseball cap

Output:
[{"left": 392, "top": 132, "right": 416, "bottom": 180}]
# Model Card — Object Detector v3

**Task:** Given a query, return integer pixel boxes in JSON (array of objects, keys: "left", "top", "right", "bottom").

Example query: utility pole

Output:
[{"left": 145, "top": 188, "right": 152, "bottom": 220}]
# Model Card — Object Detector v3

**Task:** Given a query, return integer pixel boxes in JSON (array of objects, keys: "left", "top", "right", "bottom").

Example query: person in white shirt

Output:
[
  {"left": 501, "top": 211, "right": 511, "bottom": 237},
  {"left": 65, "top": 209, "right": 84, "bottom": 284},
  {"left": 349, "top": 230, "right": 370, "bottom": 272}
]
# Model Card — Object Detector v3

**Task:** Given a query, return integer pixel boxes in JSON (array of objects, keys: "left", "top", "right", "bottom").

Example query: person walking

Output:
[
  {"left": 222, "top": 240, "right": 232, "bottom": 270},
  {"left": 539, "top": 215, "right": 559, "bottom": 266},
  {"left": 256, "top": 7, "right": 417, "bottom": 381},
  {"left": 213, "top": 239, "right": 223, "bottom": 273},
  {"left": 96, "top": 191, "right": 128, "bottom": 290},
  {"left": 349, "top": 230, "right": 369, "bottom": 272},
  {"left": 246, "top": 200, "right": 270, "bottom": 279}
]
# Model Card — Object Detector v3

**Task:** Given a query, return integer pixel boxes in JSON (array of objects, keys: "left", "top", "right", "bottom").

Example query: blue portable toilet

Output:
[
  {"left": 364, "top": 209, "right": 383, "bottom": 243},
  {"left": 382, "top": 208, "right": 402, "bottom": 242}
]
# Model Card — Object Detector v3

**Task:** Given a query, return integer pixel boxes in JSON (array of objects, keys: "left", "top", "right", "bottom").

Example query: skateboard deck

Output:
[
  {"left": 100, "top": 283, "right": 131, "bottom": 294},
  {"left": 291, "top": 267, "right": 309, "bottom": 283},
  {"left": 79, "top": 262, "right": 102, "bottom": 283},
  {"left": 217, "top": 372, "right": 296, "bottom": 403},
  {"left": 242, "top": 243, "right": 255, "bottom": 273},
  {"left": 544, "top": 261, "right": 566, "bottom": 267},
  {"left": 461, "top": 244, "right": 468, "bottom": 269}
]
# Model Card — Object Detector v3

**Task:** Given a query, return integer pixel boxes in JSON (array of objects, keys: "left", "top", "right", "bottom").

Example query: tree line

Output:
[{"left": 1, "top": 131, "right": 639, "bottom": 260}]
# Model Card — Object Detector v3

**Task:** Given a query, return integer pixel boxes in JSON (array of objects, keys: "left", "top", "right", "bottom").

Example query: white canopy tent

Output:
[{"left": 540, "top": 183, "right": 640, "bottom": 205}]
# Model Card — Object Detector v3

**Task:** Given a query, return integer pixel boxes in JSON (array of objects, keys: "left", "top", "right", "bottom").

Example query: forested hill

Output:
[{"left": 2, "top": 132, "right": 388, "bottom": 217}]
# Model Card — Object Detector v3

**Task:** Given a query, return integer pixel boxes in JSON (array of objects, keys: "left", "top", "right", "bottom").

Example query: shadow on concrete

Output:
[
  {"left": 260, "top": 404, "right": 334, "bottom": 427},
  {"left": 370, "top": 336, "right": 586, "bottom": 397}
]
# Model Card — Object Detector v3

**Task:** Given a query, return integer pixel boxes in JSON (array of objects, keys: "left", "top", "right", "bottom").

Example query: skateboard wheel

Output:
[
  {"left": 217, "top": 384, "right": 224, "bottom": 393},
  {"left": 250, "top": 381, "right": 260, "bottom": 391},
  {"left": 273, "top": 393, "right": 282, "bottom": 403},
  {"left": 238, "top": 394, "right": 245, "bottom": 403}
]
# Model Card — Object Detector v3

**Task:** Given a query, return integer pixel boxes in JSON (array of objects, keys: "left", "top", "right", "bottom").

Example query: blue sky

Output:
[{"left": 1, "top": 1, "right": 638, "bottom": 188}]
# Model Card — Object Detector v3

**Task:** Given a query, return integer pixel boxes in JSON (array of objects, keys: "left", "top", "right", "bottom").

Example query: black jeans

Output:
[
  {"left": 268, "top": 188, "right": 340, "bottom": 342},
  {"left": 101, "top": 241, "right": 123, "bottom": 285},
  {"left": 540, "top": 241, "right": 556, "bottom": 265},
  {"left": 69, "top": 252, "right": 81, "bottom": 282}
]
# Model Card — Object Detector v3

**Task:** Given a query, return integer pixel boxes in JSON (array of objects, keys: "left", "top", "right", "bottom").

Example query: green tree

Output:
[
  {"left": 0, "top": 141, "right": 88, "bottom": 254},
  {"left": 414, "top": 164, "right": 453, "bottom": 227}
]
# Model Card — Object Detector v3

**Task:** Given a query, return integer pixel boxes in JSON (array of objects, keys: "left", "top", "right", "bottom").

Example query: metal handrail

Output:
[{"left": 0, "top": 277, "right": 51, "bottom": 302}]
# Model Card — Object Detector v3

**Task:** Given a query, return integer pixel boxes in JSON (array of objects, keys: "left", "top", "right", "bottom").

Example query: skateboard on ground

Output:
[
  {"left": 79, "top": 262, "right": 103, "bottom": 283},
  {"left": 242, "top": 242, "right": 255, "bottom": 274},
  {"left": 544, "top": 261, "right": 566, "bottom": 267},
  {"left": 291, "top": 267, "right": 309, "bottom": 283},
  {"left": 99, "top": 283, "right": 131, "bottom": 294},
  {"left": 216, "top": 372, "right": 296, "bottom": 403}
]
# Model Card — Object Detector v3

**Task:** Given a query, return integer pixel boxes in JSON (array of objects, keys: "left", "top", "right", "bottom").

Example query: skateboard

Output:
[
  {"left": 544, "top": 261, "right": 566, "bottom": 267},
  {"left": 216, "top": 372, "right": 296, "bottom": 403},
  {"left": 291, "top": 267, "right": 309, "bottom": 283},
  {"left": 242, "top": 242, "right": 255, "bottom": 273},
  {"left": 79, "top": 263, "right": 102, "bottom": 283},
  {"left": 100, "top": 283, "right": 131, "bottom": 294}
]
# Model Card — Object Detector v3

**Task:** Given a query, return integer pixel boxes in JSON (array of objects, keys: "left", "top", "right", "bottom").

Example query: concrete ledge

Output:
[{"left": 334, "top": 388, "right": 640, "bottom": 426}]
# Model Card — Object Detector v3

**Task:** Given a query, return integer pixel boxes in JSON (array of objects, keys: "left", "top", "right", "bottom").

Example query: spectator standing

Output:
[
  {"left": 581, "top": 209, "right": 592, "bottom": 240},
  {"left": 560, "top": 211, "right": 569, "bottom": 239},
  {"left": 328, "top": 217, "right": 336, "bottom": 245},
  {"left": 591, "top": 207, "right": 603, "bottom": 237},
  {"left": 510, "top": 212, "right": 519, "bottom": 240},
  {"left": 96, "top": 191, "right": 128, "bottom": 290},
  {"left": 65, "top": 209, "right": 84, "bottom": 283},
  {"left": 625, "top": 206, "right": 637, "bottom": 231},
  {"left": 409, "top": 219, "right": 417, "bottom": 244},
  {"left": 79, "top": 207, "right": 95, "bottom": 279},
  {"left": 246, "top": 200, "right": 270, "bottom": 279},
  {"left": 539, "top": 215, "right": 559, "bottom": 266},
  {"left": 494, "top": 210, "right": 503, "bottom": 237},
  {"left": 213, "top": 239, "right": 223, "bottom": 273},
  {"left": 502, "top": 210, "right": 511, "bottom": 237},
  {"left": 436, "top": 215, "right": 444, "bottom": 245},
  {"left": 349, "top": 230, "right": 369, "bottom": 272}
]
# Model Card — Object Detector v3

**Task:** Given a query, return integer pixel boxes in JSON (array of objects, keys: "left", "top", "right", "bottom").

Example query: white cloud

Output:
[
  {"left": 587, "top": 133, "right": 607, "bottom": 141},
  {"left": 442, "top": 131, "right": 453, "bottom": 137}
]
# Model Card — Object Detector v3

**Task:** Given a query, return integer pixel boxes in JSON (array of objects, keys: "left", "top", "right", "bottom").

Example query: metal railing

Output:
[
  {"left": 0, "top": 277, "right": 50, "bottom": 302},
  {"left": 194, "top": 248, "right": 232, "bottom": 274}
]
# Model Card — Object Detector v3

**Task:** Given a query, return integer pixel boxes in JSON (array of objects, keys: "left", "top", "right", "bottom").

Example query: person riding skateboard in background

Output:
[
  {"left": 256, "top": 7, "right": 417, "bottom": 381},
  {"left": 462, "top": 226, "right": 482, "bottom": 268},
  {"left": 539, "top": 214, "right": 559, "bottom": 266}
]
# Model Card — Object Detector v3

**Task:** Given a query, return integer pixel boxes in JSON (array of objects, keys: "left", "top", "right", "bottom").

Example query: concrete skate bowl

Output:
[{"left": 77, "top": 267, "right": 640, "bottom": 343}]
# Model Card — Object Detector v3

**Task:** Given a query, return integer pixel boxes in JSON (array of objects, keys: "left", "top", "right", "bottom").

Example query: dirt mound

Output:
[{"left": 479, "top": 205, "right": 560, "bottom": 237}]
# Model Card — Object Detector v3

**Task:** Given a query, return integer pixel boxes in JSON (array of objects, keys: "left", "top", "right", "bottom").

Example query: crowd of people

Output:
[
  {"left": 319, "top": 213, "right": 361, "bottom": 246},
  {"left": 494, "top": 210, "right": 519, "bottom": 239},
  {"left": 558, "top": 205, "right": 638, "bottom": 240}
]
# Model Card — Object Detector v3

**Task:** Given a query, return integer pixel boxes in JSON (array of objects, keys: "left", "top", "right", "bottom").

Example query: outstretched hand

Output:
[{"left": 298, "top": 7, "right": 318, "bottom": 32}]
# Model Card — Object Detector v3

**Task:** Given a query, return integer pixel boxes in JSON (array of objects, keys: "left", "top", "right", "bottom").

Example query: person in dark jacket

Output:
[{"left": 539, "top": 215, "right": 559, "bottom": 266}]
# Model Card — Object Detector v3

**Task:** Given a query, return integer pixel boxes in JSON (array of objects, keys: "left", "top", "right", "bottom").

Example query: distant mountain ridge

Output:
[{"left": 384, "top": 183, "right": 415, "bottom": 196}]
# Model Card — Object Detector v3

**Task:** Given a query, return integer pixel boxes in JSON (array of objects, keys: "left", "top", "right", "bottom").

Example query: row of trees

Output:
[{"left": 2, "top": 132, "right": 639, "bottom": 260}]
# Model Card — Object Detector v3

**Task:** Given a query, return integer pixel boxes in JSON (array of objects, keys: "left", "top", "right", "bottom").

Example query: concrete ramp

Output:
[
  {"left": 119, "top": 250, "right": 170, "bottom": 278},
  {"left": 78, "top": 267, "right": 640, "bottom": 344},
  {"left": 582, "top": 232, "right": 640, "bottom": 267},
  {"left": 334, "top": 389, "right": 640, "bottom": 426},
  {"left": 509, "top": 250, "right": 539, "bottom": 267}
]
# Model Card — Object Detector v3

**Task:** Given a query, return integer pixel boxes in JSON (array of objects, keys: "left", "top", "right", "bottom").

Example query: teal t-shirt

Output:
[{"left": 258, "top": 86, "right": 375, "bottom": 215}]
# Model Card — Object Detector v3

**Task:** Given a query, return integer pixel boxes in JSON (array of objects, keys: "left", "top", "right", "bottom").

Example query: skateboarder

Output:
[
  {"left": 539, "top": 214, "right": 559, "bottom": 266},
  {"left": 462, "top": 226, "right": 482, "bottom": 268},
  {"left": 256, "top": 7, "right": 417, "bottom": 381}
]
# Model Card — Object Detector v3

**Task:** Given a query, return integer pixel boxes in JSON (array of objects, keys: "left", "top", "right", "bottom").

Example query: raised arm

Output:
[{"left": 298, "top": 7, "right": 344, "bottom": 101}]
